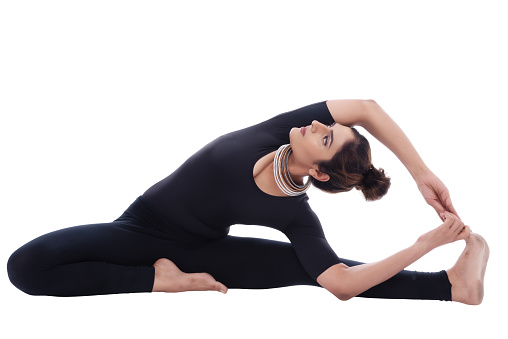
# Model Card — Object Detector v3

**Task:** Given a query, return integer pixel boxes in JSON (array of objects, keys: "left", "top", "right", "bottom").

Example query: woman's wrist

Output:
[
  {"left": 411, "top": 164, "right": 432, "bottom": 184},
  {"left": 414, "top": 236, "right": 434, "bottom": 256}
]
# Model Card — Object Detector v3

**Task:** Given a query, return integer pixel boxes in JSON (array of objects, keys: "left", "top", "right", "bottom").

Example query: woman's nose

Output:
[{"left": 311, "top": 120, "right": 325, "bottom": 133}]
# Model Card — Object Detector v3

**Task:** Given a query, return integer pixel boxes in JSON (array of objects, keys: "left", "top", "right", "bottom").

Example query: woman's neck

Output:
[{"left": 276, "top": 152, "right": 308, "bottom": 186}]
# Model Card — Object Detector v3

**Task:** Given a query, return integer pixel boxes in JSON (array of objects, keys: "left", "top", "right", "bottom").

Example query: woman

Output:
[{"left": 7, "top": 99, "right": 489, "bottom": 304}]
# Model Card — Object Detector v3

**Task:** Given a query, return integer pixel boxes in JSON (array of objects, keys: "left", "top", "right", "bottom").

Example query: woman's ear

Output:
[{"left": 309, "top": 168, "right": 330, "bottom": 182}]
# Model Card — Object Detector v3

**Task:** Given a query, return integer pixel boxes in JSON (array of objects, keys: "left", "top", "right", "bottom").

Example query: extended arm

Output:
[
  {"left": 326, "top": 99, "right": 427, "bottom": 181},
  {"left": 326, "top": 99, "right": 459, "bottom": 219},
  {"left": 361, "top": 100, "right": 429, "bottom": 181},
  {"left": 316, "top": 212, "right": 470, "bottom": 301}
]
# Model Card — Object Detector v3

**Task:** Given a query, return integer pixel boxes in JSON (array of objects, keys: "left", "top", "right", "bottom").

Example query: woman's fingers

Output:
[
  {"left": 446, "top": 201, "right": 460, "bottom": 220},
  {"left": 439, "top": 211, "right": 467, "bottom": 242},
  {"left": 440, "top": 211, "right": 455, "bottom": 228},
  {"left": 452, "top": 217, "right": 464, "bottom": 233},
  {"left": 449, "top": 215, "right": 465, "bottom": 236},
  {"left": 437, "top": 209, "right": 446, "bottom": 222},
  {"left": 439, "top": 189, "right": 460, "bottom": 219},
  {"left": 456, "top": 225, "right": 472, "bottom": 241},
  {"left": 442, "top": 211, "right": 471, "bottom": 242}
]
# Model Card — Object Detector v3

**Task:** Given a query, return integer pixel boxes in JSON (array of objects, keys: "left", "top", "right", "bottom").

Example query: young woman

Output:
[{"left": 7, "top": 100, "right": 489, "bottom": 304}]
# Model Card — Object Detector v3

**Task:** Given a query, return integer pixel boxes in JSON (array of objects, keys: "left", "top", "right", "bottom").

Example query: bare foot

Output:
[
  {"left": 152, "top": 258, "right": 228, "bottom": 294},
  {"left": 446, "top": 233, "right": 489, "bottom": 305}
]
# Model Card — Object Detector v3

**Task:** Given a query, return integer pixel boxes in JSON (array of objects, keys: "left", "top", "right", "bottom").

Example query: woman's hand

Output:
[
  {"left": 417, "top": 211, "right": 471, "bottom": 251},
  {"left": 416, "top": 170, "right": 459, "bottom": 221}
]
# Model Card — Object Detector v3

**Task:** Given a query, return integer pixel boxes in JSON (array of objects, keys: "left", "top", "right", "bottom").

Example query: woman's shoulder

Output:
[{"left": 284, "top": 196, "right": 323, "bottom": 228}]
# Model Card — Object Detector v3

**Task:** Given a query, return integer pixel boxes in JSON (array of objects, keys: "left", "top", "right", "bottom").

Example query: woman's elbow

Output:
[
  {"left": 334, "top": 291, "right": 354, "bottom": 301},
  {"left": 362, "top": 99, "right": 377, "bottom": 104},
  {"left": 331, "top": 284, "right": 357, "bottom": 301},
  {"left": 317, "top": 263, "right": 355, "bottom": 301},
  {"left": 362, "top": 99, "right": 379, "bottom": 111}
]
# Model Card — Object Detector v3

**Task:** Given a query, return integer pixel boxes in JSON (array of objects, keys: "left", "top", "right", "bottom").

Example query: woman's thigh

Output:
[
  {"left": 7, "top": 221, "right": 192, "bottom": 295},
  {"left": 10, "top": 222, "right": 179, "bottom": 267}
]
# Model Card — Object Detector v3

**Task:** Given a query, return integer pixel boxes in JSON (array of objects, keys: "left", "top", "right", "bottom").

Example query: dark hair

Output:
[{"left": 310, "top": 127, "right": 391, "bottom": 201}]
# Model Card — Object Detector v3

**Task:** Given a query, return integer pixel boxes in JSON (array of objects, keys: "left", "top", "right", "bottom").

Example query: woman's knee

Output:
[{"left": 7, "top": 243, "right": 51, "bottom": 296}]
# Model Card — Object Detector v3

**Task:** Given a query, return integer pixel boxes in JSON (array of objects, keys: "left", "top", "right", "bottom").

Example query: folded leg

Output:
[{"left": 7, "top": 222, "right": 165, "bottom": 296}]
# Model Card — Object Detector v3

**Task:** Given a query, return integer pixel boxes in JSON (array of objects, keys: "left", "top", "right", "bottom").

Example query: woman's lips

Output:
[{"left": 300, "top": 126, "right": 306, "bottom": 136}]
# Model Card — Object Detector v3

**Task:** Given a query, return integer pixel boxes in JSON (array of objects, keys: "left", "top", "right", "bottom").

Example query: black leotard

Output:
[
  {"left": 7, "top": 101, "right": 452, "bottom": 300},
  {"left": 142, "top": 101, "right": 339, "bottom": 280}
]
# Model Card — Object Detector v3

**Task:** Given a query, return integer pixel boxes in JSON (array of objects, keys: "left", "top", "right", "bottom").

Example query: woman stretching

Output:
[{"left": 7, "top": 100, "right": 489, "bottom": 304}]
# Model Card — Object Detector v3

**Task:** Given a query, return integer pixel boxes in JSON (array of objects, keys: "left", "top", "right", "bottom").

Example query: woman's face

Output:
[{"left": 289, "top": 120, "right": 355, "bottom": 170}]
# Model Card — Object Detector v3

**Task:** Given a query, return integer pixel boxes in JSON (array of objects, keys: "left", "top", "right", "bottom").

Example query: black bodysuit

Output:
[{"left": 7, "top": 101, "right": 452, "bottom": 300}]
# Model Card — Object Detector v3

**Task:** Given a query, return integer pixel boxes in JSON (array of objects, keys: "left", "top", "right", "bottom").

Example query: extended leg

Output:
[
  {"left": 167, "top": 235, "right": 452, "bottom": 300},
  {"left": 446, "top": 233, "right": 489, "bottom": 305},
  {"left": 165, "top": 235, "right": 319, "bottom": 289},
  {"left": 336, "top": 258, "right": 451, "bottom": 300}
]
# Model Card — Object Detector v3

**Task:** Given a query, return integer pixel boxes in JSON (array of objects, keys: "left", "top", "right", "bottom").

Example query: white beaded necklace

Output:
[{"left": 273, "top": 144, "right": 311, "bottom": 196}]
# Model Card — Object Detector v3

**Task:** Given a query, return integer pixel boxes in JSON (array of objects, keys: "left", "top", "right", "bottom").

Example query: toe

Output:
[{"left": 216, "top": 281, "right": 228, "bottom": 294}]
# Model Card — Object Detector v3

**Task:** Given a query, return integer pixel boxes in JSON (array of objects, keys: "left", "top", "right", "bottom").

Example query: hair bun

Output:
[
  {"left": 357, "top": 164, "right": 391, "bottom": 201},
  {"left": 362, "top": 165, "right": 377, "bottom": 187}
]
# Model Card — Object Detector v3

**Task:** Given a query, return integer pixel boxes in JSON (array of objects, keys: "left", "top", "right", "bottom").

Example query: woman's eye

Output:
[{"left": 323, "top": 122, "right": 335, "bottom": 146}]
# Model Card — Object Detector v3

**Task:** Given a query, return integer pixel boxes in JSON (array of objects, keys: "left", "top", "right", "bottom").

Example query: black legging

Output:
[{"left": 7, "top": 196, "right": 451, "bottom": 300}]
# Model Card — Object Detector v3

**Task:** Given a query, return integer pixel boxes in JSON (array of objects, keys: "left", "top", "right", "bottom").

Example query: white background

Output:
[{"left": 1, "top": 1, "right": 506, "bottom": 338}]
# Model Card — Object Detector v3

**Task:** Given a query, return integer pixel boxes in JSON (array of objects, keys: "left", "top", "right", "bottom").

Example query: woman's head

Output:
[{"left": 289, "top": 120, "right": 390, "bottom": 201}]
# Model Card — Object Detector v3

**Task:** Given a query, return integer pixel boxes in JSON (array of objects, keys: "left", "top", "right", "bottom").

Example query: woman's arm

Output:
[
  {"left": 326, "top": 99, "right": 428, "bottom": 181},
  {"left": 327, "top": 99, "right": 458, "bottom": 218},
  {"left": 361, "top": 100, "right": 430, "bottom": 181},
  {"left": 316, "top": 212, "right": 470, "bottom": 301}
]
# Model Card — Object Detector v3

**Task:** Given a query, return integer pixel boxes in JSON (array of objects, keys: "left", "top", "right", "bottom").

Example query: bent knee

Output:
[{"left": 7, "top": 246, "right": 48, "bottom": 296}]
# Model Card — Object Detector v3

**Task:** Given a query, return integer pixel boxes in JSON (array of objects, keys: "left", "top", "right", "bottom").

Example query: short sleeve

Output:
[
  {"left": 259, "top": 101, "right": 335, "bottom": 145},
  {"left": 283, "top": 199, "right": 342, "bottom": 280}
]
